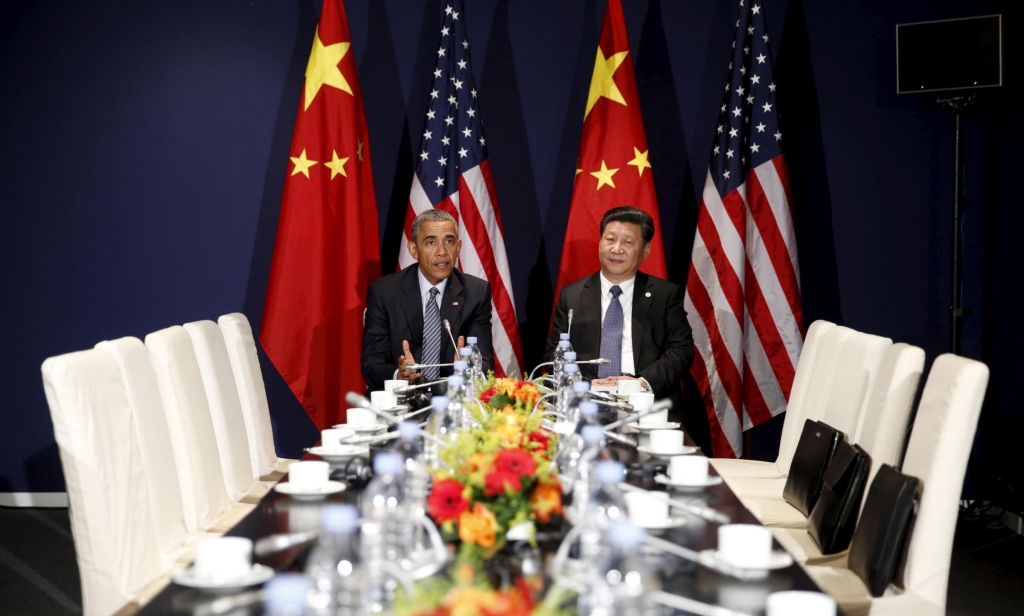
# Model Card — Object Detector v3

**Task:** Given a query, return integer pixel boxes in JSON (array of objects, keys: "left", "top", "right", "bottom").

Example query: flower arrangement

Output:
[{"left": 427, "top": 376, "right": 561, "bottom": 558}]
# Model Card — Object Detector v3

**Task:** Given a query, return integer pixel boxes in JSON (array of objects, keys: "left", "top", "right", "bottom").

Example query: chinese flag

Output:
[
  {"left": 261, "top": 0, "right": 380, "bottom": 430},
  {"left": 554, "top": 0, "right": 666, "bottom": 303}
]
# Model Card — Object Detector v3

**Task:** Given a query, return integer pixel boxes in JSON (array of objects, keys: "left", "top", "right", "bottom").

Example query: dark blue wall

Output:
[{"left": 1, "top": 0, "right": 1020, "bottom": 495}]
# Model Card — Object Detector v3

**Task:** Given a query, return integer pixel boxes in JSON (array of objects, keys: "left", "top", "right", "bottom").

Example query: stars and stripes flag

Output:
[
  {"left": 261, "top": 0, "right": 380, "bottom": 429},
  {"left": 398, "top": 0, "right": 523, "bottom": 377},
  {"left": 685, "top": 0, "right": 805, "bottom": 458}
]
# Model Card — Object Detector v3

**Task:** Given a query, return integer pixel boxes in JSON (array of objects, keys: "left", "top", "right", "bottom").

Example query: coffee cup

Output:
[
  {"left": 370, "top": 390, "right": 398, "bottom": 409},
  {"left": 766, "top": 591, "right": 837, "bottom": 616},
  {"left": 193, "top": 537, "right": 253, "bottom": 584},
  {"left": 624, "top": 490, "right": 670, "bottom": 527},
  {"left": 669, "top": 455, "right": 709, "bottom": 484},
  {"left": 320, "top": 427, "right": 354, "bottom": 451},
  {"left": 347, "top": 407, "right": 376, "bottom": 429},
  {"left": 649, "top": 429, "right": 684, "bottom": 453},
  {"left": 384, "top": 379, "right": 408, "bottom": 394},
  {"left": 628, "top": 392, "right": 655, "bottom": 412},
  {"left": 718, "top": 524, "right": 773, "bottom": 568},
  {"left": 616, "top": 380, "right": 643, "bottom": 395},
  {"left": 639, "top": 408, "right": 668, "bottom": 427},
  {"left": 288, "top": 460, "right": 330, "bottom": 491}
]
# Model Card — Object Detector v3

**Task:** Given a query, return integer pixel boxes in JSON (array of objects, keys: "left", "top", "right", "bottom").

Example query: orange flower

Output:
[
  {"left": 513, "top": 382, "right": 541, "bottom": 408},
  {"left": 464, "top": 452, "right": 492, "bottom": 475},
  {"left": 529, "top": 481, "right": 563, "bottom": 524},
  {"left": 459, "top": 503, "right": 498, "bottom": 548}
]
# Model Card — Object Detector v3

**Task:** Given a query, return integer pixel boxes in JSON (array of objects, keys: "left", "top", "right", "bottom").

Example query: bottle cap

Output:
[
  {"left": 558, "top": 340, "right": 571, "bottom": 349},
  {"left": 582, "top": 424, "right": 605, "bottom": 443},
  {"left": 596, "top": 460, "right": 625, "bottom": 485},
  {"left": 431, "top": 396, "right": 450, "bottom": 411},
  {"left": 373, "top": 452, "right": 403, "bottom": 475},
  {"left": 460, "top": 348, "right": 472, "bottom": 357},
  {"left": 447, "top": 375, "right": 465, "bottom": 388},
  {"left": 560, "top": 333, "right": 571, "bottom": 341},
  {"left": 397, "top": 420, "right": 421, "bottom": 441},
  {"left": 263, "top": 573, "right": 312, "bottom": 613},
  {"left": 573, "top": 381, "right": 590, "bottom": 393},
  {"left": 607, "top": 519, "right": 646, "bottom": 550},
  {"left": 321, "top": 503, "right": 359, "bottom": 534},
  {"left": 454, "top": 360, "right": 469, "bottom": 371},
  {"left": 563, "top": 363, "right": 579, "bottom": 373},
  {"left": 564, "top": 352, "right": 577, "bottom": 361},
  {"left": 579, "top": 401, "right": 598, "bottom": 416},
  {"left": 467, "top": 336, "right": 478, "bottom": 344}
]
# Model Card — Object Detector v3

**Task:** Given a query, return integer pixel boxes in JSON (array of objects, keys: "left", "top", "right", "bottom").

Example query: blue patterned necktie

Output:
[
  {"left": 598, "top": 285, "right": 623, "bottom": 378},
  {"left": 421, "top": 287, "right": 442, "bottom": 380}
]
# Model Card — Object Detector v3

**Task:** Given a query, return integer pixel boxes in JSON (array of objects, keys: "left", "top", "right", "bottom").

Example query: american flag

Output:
[
  {"left": 398, "top": 0, "right": 523, "bottom": 378},
  {"left": 685, "top": 0, "right": 804, "bottom": 458}
]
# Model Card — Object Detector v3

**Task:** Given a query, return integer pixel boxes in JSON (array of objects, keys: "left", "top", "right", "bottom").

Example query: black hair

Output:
[{"left": 599, "top": 206, "right": 655, "bottom": 243}]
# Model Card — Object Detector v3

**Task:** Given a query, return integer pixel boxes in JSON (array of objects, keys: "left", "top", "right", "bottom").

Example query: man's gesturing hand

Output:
[{"left": 397, "top": 340, "right": 421, "bottom": 381}]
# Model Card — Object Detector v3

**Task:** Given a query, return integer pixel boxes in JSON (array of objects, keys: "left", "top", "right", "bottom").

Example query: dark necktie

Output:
[
  {"left": 598, "top": 285, "right": 623, "bottom": 378},
  {"left": 422, "top": 287, "right": 442, "bottom": 379}
]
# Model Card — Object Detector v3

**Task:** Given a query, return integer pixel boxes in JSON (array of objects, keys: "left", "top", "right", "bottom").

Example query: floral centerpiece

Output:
[{"left": 426, "top": 377, "right": 563, "bottom": 559}]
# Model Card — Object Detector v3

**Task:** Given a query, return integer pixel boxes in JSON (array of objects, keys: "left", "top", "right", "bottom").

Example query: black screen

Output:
[{"left": 897, "top": 15, "right": 1001, "bottom": 94}]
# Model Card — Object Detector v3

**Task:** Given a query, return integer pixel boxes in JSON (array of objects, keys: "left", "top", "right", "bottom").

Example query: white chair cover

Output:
[
  {"left": 710, "top": 321, "right": 837, "bottom": 480},
  {"left": 145, "top": 325, "right": 230, "bottom": 532},
  {"left": 218, "top": 312, "right": 281, "bottom": 476},
  {"left": 184, "top": 320, "right": 258, "bottom": 501},
  {"left": 95, "top": 337, "right": 188, "bottom": 561},
  {"left": 805, "top": 354, "right": 989, "bottom": 614},
  {"left": 42, "top": 350, "right": 162, "bottom": 616}
]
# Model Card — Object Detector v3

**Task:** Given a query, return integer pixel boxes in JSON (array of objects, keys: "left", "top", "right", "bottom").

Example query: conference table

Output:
[{"left": 136, "top": 428, "right": 838, "bottom": 615}]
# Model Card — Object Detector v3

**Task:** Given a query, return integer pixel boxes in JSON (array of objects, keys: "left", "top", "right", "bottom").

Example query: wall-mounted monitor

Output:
[{"left": 897, "top": 14, "right": 1001, "bottom": 94}]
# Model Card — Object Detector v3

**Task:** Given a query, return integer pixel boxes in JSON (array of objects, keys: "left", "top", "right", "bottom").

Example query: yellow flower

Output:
[{"left": 459, "top": 503, "right": 498, "bottom": 548}]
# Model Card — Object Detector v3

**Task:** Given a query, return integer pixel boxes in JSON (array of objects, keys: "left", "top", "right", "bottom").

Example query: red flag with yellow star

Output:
[
  {"left": 261, "top": 0, "right": 380, "bottom": 430},
  {"left": 554, "top": 0, "right": 666, "bottom": 302}
]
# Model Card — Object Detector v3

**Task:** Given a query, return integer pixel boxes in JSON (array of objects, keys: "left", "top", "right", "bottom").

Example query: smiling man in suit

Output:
[
  {"left": 361, "top": 209, "right": 493, "bottom": 392},
  {"left": 546, "top": 206, "right": 707, "bottom": 449}
]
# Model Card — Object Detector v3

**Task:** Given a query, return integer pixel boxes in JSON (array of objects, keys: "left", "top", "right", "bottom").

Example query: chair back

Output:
[
  {"left": 145, "top": 325, "right": 230, "bottom": 531},
  {"left": 95, "top": 337, "right": 188, "bottom": 559},
  {"left": 775, "top": 321, "right": 836, "bottom": 472},
  {"left": 819, "top": 331, "right": 892, "bottom": 436},
  {"left": 218, "top": 312, "right": 279, "bottom": 476},
  {"left": 898, "top": 354, "right": 988, "bottom": 609},
  {"left": 42, "top": 350, "right": 162, "bottom": 616},
  {"left": 853, "top": 343, "right": 925, "bottom": 487},
  {"left": 185, "top": 320, "right": 257, "bottom": 500}
]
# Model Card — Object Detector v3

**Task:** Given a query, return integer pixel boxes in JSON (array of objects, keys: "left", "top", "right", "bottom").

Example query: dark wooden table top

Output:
[{"left": 136, "top": 434, "right": 833, "bottom": 615}]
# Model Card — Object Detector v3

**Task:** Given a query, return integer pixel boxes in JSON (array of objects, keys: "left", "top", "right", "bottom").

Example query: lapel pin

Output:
[
  {"left": 453, "top": 301, "right": 459, "bottom": 305},
  {"left": 645, "top": 292, "right": 651, "bottom": 297}
]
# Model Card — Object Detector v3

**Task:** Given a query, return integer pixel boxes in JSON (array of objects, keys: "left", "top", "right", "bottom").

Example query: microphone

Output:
[
  {"left": 567, "top": 308, "right": 574, "bottom": 337},
  {"left": 344, "top": 392, "right": 401, "bottom": 424},
  {"left": 405, "top": 362, "right": 455, "bottom": 371},
  {"left": 575, "top": 358, "right": 611, "bottom": 366},
  {"left": 442, "top": 319, "right": 460, "bottom": 358},
  {"left": 392, "top": 378, "right": 449, "bottom": 394},
  {"left": 603, "top": 398, "right": 673, "bottom": 431}
]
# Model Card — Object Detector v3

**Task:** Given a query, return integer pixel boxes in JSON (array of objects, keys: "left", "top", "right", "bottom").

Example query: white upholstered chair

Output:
[
  {"left": 804, "top": 354, "right": 989, "bottom": 615},
  {"left": 733, "top": 329, "right": 892, "bottom": 527},
  {"left": 145, "top": 325, "right": 233, "bottom": 532},
  {"left": 42, "top": 349, "right": 163, "bottom": 616},
  {"left": 184, "top": 320, "right": 261, "bottom": 502},
  {"left": 771, "top": 343, "right": 926, "bottom": 565},
  {"left": 217, "top": 312, "right": 290, "bottom": 478},
  {"left": 710, "top": 320, "right": 837, "bottom": 480}
]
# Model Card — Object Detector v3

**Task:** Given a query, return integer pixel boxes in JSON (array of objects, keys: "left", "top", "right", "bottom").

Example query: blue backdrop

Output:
[{"left": 1, "top": 0, "right": 1020, "bottom": 498}]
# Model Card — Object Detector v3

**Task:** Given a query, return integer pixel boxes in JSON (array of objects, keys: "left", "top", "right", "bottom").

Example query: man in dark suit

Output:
[
  {"left": 545, "top": 206, "right": 709, "bottom": 451},
  {"left": 361, "top": 210, "right": 493, "bottom": 392}
]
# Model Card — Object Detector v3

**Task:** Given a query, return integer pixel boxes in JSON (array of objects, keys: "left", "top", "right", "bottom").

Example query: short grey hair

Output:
[{"left": 411, "top": 209, "right": 458, "bottom": 242}]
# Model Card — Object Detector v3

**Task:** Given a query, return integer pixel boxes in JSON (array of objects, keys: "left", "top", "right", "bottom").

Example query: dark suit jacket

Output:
[
  {"left": 361, "top": 265, "right": 494, "bottom": 391},
  {"left": 544, "top": 271, "right": 694, "bottom": 399}
]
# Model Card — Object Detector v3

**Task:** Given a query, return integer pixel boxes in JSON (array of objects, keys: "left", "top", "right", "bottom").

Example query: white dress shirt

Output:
[
  {"left": 599, "top": 272, "right": 635, "bottom": 375},
  {"left": 417, "top": 269, "right": 447, "bottom": 312}
]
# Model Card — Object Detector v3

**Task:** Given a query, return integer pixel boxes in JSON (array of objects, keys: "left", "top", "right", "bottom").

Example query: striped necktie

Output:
[
  {"left": 598, "top": 285, "right": 623, "bottom": 378},
  {"left": 421, "top": 287, "right": 442, "bottom": 380}
]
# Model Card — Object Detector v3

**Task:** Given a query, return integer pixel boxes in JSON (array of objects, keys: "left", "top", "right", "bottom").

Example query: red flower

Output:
[
  {"left": 526, "top": 430, "right": 550, "bottom": 453},
  {"left": 484, "top": 468, "right": 522, "bottom": 496},
  {"left": 493, "top": 448, "right": 537, "bottom": 477},
  {"left": 427, "top": 479, "right": 469, "bottom": 523},
  {"left": 479, "top": 387, "right": 496, "bottom": 403}
]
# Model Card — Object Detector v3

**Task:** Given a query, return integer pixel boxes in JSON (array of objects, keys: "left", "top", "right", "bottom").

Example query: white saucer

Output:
[
  {"left": 173, "top": 563, "right": 275, "bottom": 592},
  {"left": 274, "top": 480, "right": 346, "bottom": 500},
  {"left": 700, "top": 549, "right": 794, "bottom": 571},
  {"left": 637, "top": 445, "right": 699, "bottom": 457},
  {"left": 334, "top": 422, "right": 389, "bottom": 434},
  {"left": 655, "top": 474, "right": 724, "bottom": 489},
  {"left": 628, "top": 422, "right": 682, "bottom": 432},
  {"left": 307, "top": 445, "right": 370, "bottom": 462},
  {"left": 633, "top": 515, "right": 688, "bottom": 530}
]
